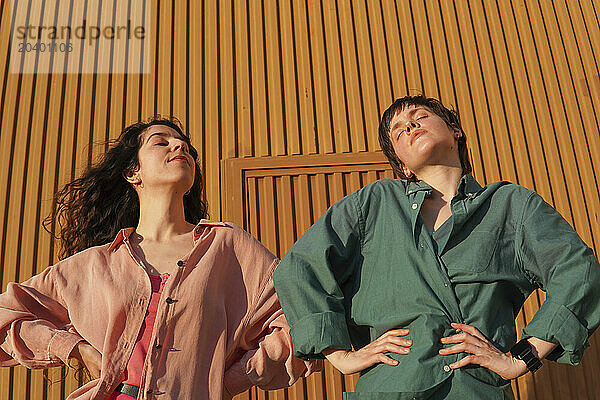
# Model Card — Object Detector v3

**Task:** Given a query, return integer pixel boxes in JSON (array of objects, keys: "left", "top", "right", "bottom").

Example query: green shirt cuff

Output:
[
  {"left": 522, "top": 301, "right": 589, "bottom": 365},
  {"left": 289, "top": 311, "right": 352, "bottom": 361}
]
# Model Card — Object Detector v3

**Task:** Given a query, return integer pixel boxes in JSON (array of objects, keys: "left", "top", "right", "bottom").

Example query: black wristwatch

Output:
[{"left": 510, "top": 338, "right": 542, "bottom": 373}]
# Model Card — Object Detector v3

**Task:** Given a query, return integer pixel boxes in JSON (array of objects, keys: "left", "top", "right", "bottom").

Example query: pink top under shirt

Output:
[{"left": 107, "top": 273, "right": 169, "bottom": 400}]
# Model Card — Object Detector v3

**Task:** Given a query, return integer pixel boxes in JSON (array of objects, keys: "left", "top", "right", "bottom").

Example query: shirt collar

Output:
[
  {"left": 405, "top": 179, "right": 433, "bottom": 196},
  {"left": 404, "top": 174, "right": 482, "bottom": 198},
  {"left": 192, "top": 219, "right": 230, "bottom": 240},
  {"left": 108, "top": 227, "right": 136, "bottom": 252},
  {"left": 457, "top": 174, "right": 483, "bottom": 198},
  {"left": 107, "top": 220, "right": 230, "bottom": 252}
]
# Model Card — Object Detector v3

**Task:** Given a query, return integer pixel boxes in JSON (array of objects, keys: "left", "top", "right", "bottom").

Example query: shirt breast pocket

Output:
[{"left": 443, "top": 229, "right": 506, "bottom": 274}]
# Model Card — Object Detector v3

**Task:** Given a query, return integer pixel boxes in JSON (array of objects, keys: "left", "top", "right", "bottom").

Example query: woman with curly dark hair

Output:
[{"left": 0, "top": 118, "right": 317, "bottom": 400}]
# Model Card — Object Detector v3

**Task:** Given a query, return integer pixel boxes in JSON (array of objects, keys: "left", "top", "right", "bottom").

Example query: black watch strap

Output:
[{"left": 510, "top": 338, "right": 542, "bottom": 373}]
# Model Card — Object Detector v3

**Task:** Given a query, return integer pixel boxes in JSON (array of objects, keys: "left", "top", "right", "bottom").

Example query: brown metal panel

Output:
[
  {"left": 351, "top": 0, "right": 379, "bottom": 152},
  {"left": 564, "top": 0, "right": 600, "bottom": 191},
  {"left": 264, "top": 0, "right": 285, "bottom": 157},
  {"left": 337, "top": 0, "right": 367, "bottom": 153},
  {"left": 140, "top": 0, "right": 158, "bottom": 119},
  {"left": 278, "top": 0, "right": 301, "bottom": 156},
  {"left": 496, "top": 0, "right": 553, "bottom": 198},
  {"left": 409, "top": 0, "right": 440, "bottom": 98},
  {"left": 529, "top": 0, "right": 593, "bottom": 247},
  {"left": 511, "top": 0, "right": 572, "bottom": 221},
  {"left": 322, "top": 0, "right": 350, "bottom": 154},
  {"left": 173, "top": 0, "right": 187, "bottom": 123},
  {"left": 437, "top": 1, "right": 487, "bottom": 182},
  {"left": 124, "top": 0, "right": 145, "bottom": 125},
  {"left": 220, "top": 0, "right": 237, "bottom": 159},
  {"left": 233, "top": 0, "right": 254, "bottom": 158},
  {"left": 249, "top": 0, "right": 269, "bottom": 157},
  {"left": 105, "top": 0, "right": 128, "bottom": 140},
  {"left": 291, "top": 0, "right": 317, "bottom": 155},
  {"left": 453, "top": 0, "right": 503, "bottom": 183},
  {"left": 395, "top": 0, "right": 422, "bottom": 92},
  {"left": 155, "top": 0, "right": 172, "bottom": 116},
  {"left": 482, "top": 0, "right": 536, "bottom": 189},
  {"left": 578, "top": 0, "right": 600, "bottom": 102},
  {"left": 204, "top": 0, "right": 222, "bottom": 219},
  {"left": 470, "top": 0, "right": 520, "bottom": 183},
  {"left": 306, "top": 0, "right": 334, "bottom": 154},
  {"left": 379, "top": 0, "right": 408, "bottom": 99},
  {"left": 365, "top": 0, "right": 393, "bottom": 114},
  {"left": 424, "top": 0, "right": 458, "bottom": 108}
]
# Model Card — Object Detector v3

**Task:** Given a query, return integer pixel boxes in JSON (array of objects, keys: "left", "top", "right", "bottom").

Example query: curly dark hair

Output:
[
  {"left": 378, "top": 95, "right": 472, "bottom": 181},
  {"left": 44, "top": 117, "right": 208, "bottom": 259}
]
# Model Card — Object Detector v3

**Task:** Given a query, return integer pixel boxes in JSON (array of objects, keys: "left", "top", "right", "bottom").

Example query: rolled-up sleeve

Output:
[
  {"left": 0, "top": 266, "right": 83, "bottom": 368},
  {"left": 273, "top": 192, "right": 363, "bottom": 360},
  {"left": 517, "top": 191, "right": 600, "bottom": 365}
]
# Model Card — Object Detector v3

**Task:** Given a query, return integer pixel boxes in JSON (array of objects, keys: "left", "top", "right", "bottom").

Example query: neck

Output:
[
  {"left": 136, "top": 189, "right": 194, "bottom": 242},
  {"left": 415, "top": 165, "right": 463, "bottom": 203}
]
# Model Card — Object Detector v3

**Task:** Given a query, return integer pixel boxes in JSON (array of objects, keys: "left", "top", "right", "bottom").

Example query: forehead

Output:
[
  {"left": 141, "top": 124, "right": 185, "bottom": 141},
  {"left": 389, "top": 105, "right": 430, "bottom": 133},
  {"left": 393, "top": 105, "right": 429, "bottom": 120}
]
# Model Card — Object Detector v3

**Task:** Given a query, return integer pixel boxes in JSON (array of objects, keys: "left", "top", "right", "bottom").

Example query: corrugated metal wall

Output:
[{"left": 1, "top": 0, "right": 599, "bottom": 399}]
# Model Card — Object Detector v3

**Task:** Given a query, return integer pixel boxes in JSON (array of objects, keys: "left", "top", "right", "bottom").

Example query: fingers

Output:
[
  {"left": 382, "top": 343, "right": 411, "bottom": 355},
  {"left": 389, "top": 336, "right": 413, "bottom": 348},
  {"left": 450, "top": 323, "right": 486, "bottom": 341},
  {"left": 449, "top": 355, "right": 479, "bottom": 369},
  {"left": 380, "top": 328, "right": 410, "bottom": 338},
  {"left": 376, "top": 353, "right": 401, "bottom": 366},
  {"left": 439, "top": 342, "right": 482, "bottom": 355},
  {"left": 375, "top": 329, "right": 412, "bottom": 351}
]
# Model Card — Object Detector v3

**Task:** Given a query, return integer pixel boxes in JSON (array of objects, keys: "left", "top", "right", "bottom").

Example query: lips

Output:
[
  {"left": 410, "top": 129, "right": 426, "bottom": 145},
  {"left": 169, "top": 155, "right": 190, "bottom": 165}
]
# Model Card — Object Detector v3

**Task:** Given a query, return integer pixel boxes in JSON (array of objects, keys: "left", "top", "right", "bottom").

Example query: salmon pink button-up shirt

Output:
[{"left": 0, "top": 220, "right": 318, "bottom": 399}]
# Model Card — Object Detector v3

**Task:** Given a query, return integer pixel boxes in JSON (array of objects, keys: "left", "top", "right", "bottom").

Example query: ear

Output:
[
  {"left": 123, "top": 167, "right": 141, "bottom": 185},
  {"left": 453, "top": 127, "right": 463, "bottom": 139}
]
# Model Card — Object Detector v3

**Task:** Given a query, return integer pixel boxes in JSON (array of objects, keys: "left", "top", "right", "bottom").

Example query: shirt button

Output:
[
  {"left": 177, "top": 260, "right": 184, "bottom": 267},
  {"left": 195, "top": 227, "right": 202, "bottom": 234},
  {"left": 443, "top": 365, "right": 451, "bottom": 372},
  {"left": 412, "top": 203, "right": 418, "bottom": 210},
  {"left": 165, "top": 297, "right": 175, "bottom": 304},
  {"left": 444, "top": 283, "right": 448, "bottom": 287}
]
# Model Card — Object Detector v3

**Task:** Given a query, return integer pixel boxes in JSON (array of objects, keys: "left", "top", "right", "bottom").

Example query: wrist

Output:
[{"left": 510, "top": 338, "right": 542, "bottom": 374}]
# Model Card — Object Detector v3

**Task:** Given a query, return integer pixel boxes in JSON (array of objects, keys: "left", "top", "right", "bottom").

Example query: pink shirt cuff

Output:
[{"left": 47, "top": 330, "right": 85, "bottom": 366}]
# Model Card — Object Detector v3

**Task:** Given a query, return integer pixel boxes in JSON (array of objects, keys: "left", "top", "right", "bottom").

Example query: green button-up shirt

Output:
[{"left": 273, "top": 175, "right": 600, "bottom": 394}]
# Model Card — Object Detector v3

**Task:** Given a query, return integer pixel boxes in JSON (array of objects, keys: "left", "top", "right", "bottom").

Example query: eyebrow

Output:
[
  {"left": 146, "top": 132, "right": 186, "bottom": 143},
  {"left": 390, "top": 107, "right": 425, "bottom": 133}
]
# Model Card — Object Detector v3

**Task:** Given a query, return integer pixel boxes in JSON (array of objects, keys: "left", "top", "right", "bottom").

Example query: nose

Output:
[
  {"left": 172, "top": 139, "right": 189, "bottom": 153},
  {"left": 405, "top": 120, "right": 419, "bottom": 135}
]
